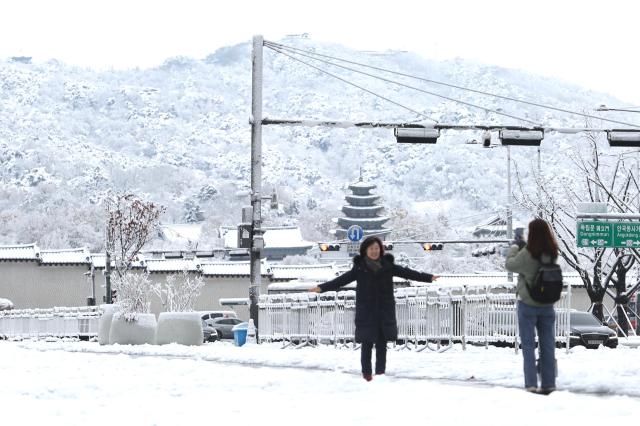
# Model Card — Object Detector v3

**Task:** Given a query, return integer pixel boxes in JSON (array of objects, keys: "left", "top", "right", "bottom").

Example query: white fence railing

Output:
[
  {"left": 258, "top": 282, "right": 572, "bottom": 351},
  {"left": 0, "top": 306, "right": 101, "bottom": 340}
]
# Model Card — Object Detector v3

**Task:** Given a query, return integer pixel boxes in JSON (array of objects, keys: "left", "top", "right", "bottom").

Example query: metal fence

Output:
[
  {"left": 258, "top": 282, "right": 572, "bottom": 351},
  {"left": 0, "top": 306, "right": 101, "bottom": 340}
]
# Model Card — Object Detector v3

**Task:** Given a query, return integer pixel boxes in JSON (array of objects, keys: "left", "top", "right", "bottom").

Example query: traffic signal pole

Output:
[{"left": 249, "top": 35, "right": 264, "bottom": 331}]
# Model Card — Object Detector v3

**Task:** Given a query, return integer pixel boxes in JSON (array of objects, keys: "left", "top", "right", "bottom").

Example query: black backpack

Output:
[{"left": 528, "top": 260, "right": 563, "bottom": 304}]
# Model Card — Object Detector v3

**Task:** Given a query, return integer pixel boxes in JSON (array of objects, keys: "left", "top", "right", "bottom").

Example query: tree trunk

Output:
[
  {"left": 615, "top": 259, "right": 629, "bottom": 336},
  {"left": 591, "top": 302, "right": 604, "bottom": 322}
]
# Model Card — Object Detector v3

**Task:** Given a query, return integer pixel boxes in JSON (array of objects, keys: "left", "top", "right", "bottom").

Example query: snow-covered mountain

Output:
[{"left": 0, "top": 36, "right": 636, "bottom": 250}]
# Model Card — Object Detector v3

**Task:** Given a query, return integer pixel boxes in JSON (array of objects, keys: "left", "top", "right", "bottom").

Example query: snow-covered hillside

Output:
[{"left": 1, "top": 36, "right": 637, "bottom": 249}]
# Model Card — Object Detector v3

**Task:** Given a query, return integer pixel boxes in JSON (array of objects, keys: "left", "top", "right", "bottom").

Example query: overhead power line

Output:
[
  {"left": 265, "top": 40, "right": 640, "bottom": 129},
  {"left": 264, "top": 44, "right": 437, "bottom": 123},
  {"left": 265, "top": 42, "right": 538, "bottom": 126}
]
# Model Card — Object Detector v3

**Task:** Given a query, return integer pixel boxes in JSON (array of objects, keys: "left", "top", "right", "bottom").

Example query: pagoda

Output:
[{"left": 334, "top": 174, "right": 391, "bottom": 240}]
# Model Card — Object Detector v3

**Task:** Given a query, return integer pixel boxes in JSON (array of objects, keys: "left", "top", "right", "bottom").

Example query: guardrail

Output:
[
  {"left": 0, "top": 306, "right": 101, "bottom": 340},
  {"left": 258, "top": 282, "right": 572, "bottom": 351}
]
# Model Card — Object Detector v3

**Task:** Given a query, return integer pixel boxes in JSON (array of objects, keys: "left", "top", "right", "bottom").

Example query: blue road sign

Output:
[{"left": 347, "top": 225, "right": 364, "bottom": 242}]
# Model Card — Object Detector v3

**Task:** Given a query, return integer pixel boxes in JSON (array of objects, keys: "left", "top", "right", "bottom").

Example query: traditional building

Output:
[{"left": 334, "top": 177, "right": 391, "bottom": 240}]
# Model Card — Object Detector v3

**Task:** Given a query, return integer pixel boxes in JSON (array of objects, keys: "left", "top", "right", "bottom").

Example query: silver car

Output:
[{"left": 205, "top": 317, "right": 246, "bottom": 339}]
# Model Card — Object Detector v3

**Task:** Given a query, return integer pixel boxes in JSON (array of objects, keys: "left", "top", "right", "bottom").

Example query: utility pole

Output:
[
  {"left": 506, "top": 145, "right": 513, "bottom": 241},
  {"left": 507, "top": 146, "right": 513, "bottom": 282},
  {"left": 249, "top": 35, "right": 264, "bottom": 330},
  {"left": 105, "top": 248, "right": 112, "bottom": 304}
]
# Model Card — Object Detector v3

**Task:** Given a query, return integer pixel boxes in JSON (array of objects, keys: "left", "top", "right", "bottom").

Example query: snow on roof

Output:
[
  {"left": 341, "top": 205, "right": 383, "bottom": 210},
  {"left": 337, "top": 216, "right": 390, "bottom": 222},
  {"left": 89, "top": 253, "right": 146, "bottom": 269},
  {"left": 199, "top": 260, "right": 272, "bottom": 277},
  {"left": 39, "top": 248, "right": 91, "bottom": 265},
  {"left": 221, "top": 226, "right": 313, "bottom": 249},
  {"left": 145, "top": 258, "right": 199, "bottom": 273},
  {"left": 349, "top": 181, "right": 376, "bottom": 189},
  {"left": 345, "top": 194, "right": 379, "bottom": 200},
  {"left": 270, "top": 263, "right": 339, "bottom": 281},
  {"left": 159, "top": 223, "right": 202, "bottom": 243},
  {"left": 0, "top": 243, "right": 40, "bottom": 261},
  {"left": 262, "top": 228, "right": 314, "bottom": 249}
]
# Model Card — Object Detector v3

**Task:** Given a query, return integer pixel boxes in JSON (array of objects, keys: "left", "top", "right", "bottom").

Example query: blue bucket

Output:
[{"left": 232, "top": 322, "right": 248, "bottom": 346}]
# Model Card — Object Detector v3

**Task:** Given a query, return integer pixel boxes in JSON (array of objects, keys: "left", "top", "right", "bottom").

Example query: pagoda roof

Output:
[
  {"left": 349, "top": 181, "right": 376, "bottom": 190},
  {"left": 342, "top": 205, "right": 384, "bottom": 210},
  {"left": 337, "top": 216, "right": 390, "bottom": 223},
  {"left": 345, "top": 194, "right": 380, "bottom": 201}
]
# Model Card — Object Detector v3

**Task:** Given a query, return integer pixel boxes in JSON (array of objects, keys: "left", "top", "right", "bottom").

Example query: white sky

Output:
[{"left": 2, "top": 0, "right": 640, "bottom": 104}]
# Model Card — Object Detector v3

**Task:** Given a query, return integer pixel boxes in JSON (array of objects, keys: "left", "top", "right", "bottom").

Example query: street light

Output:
[{"left": 394, "top": 127, "right": 440, "bottom": 144}]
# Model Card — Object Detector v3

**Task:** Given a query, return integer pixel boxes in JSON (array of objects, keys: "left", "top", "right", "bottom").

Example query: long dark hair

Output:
[
  {"left": 527, "top": 218, "right": 559, "bottom": 260},
  {"left": 359, "top": 236, "right": 384, "bottom": 258}
]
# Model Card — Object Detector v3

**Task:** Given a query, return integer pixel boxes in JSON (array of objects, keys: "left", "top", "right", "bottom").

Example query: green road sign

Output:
[
  {"left": 613, "top": 223, "right": 640, "bottom": 248},
  {"left": 577, "top": 221, "right": 640, "bottom": 248},
  {"left": 577, "top": 221, "right": 613, "bottom": 247}
]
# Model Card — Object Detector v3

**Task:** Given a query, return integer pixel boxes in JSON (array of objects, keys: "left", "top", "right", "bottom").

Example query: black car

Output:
[
  {"left": 568, "top": 311, "right": 618, "bottom": 349},
  {"left": 202, "top": 320, "right": 220, "bottom": 343}
]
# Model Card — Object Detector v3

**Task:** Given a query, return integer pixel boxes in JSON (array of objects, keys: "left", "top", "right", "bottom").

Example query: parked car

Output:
[
  {"left": 205, "top": 317, "right": 246, "bottom": 339},
  {"left": 199, "top": 311, "right": 238, "bottom": 321},
  {"left": 569, "top": 311, "right": 618, "bottom": 349},
  {"left": 202, "top": 320, "right": 220, "bottom": 343}
]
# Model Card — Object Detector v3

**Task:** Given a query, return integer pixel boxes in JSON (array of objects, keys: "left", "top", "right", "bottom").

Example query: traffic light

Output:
[
  {"left": 395, "top": 127, "right": 440, "bottom": 144},
  {"left": 422, "top": 243, "right": 443, "bottom": 251},
  {"left": 319, "top": 243, "right": 340, "bottom": 252},
  {"left": 384, "top": 244, "right": 393, "bottom": 251}
]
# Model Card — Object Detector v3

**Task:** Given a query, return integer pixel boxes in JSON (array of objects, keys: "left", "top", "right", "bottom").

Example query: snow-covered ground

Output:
[{"left": 2, "top": 340, "right": 639, "bottom": 425}]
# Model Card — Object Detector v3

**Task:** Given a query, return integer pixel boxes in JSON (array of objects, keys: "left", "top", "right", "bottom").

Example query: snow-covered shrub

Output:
[
  {"left": 156, "top": 312, "right": 203, "bottom": 346},
  {"left": 109, "top": 312, "right": 157, "bottom": 345},
  {"left": 112, "top": 272, "right": 154, "bottom": 318},
  {"left": 152, "top": 270, "right": 204, "bottom": 312}
]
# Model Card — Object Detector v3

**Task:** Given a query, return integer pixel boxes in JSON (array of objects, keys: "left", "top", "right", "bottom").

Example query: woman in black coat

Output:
[{"left": 310, "top": 236, "right": 438, "bottom": 381}]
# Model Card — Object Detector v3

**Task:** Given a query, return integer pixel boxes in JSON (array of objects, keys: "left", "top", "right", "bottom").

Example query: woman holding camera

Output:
[{"left": 505, "top": 218, "right": 559, "bottom": 395}]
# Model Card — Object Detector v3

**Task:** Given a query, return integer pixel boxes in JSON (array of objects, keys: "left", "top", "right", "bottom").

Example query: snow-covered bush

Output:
[
  {"left": 152, "top": 270, "right": 204, "bottom": 312},
  {"left": 112, "top": 272, "right": 154, "bottom": 319}
]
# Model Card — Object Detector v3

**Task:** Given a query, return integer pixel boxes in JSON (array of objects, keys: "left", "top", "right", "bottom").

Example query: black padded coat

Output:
[{"left": 318, "top": 253, "right": 433, "bottom": 343}]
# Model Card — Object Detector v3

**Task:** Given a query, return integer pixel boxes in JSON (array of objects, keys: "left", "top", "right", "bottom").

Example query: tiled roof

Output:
[
  {"left": 199, "top": 261, "right": 272, "bottom": 277},
  {"left": 145, "top": 258, "right": 199, "bottom": 273},
  {"left": 0, "top": 243, "right": 40, "bottom": 261},
  {"left": 89, "top": 253, "right": 146, "bottom": 269},
  {"left": 39, "top": 248, "right": 91, "bottom": 265}
]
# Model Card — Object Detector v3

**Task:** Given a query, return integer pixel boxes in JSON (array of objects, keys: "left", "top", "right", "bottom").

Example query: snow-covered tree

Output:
[{"left": 515, "top": 132, "right": 640, "bottom": 332}]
